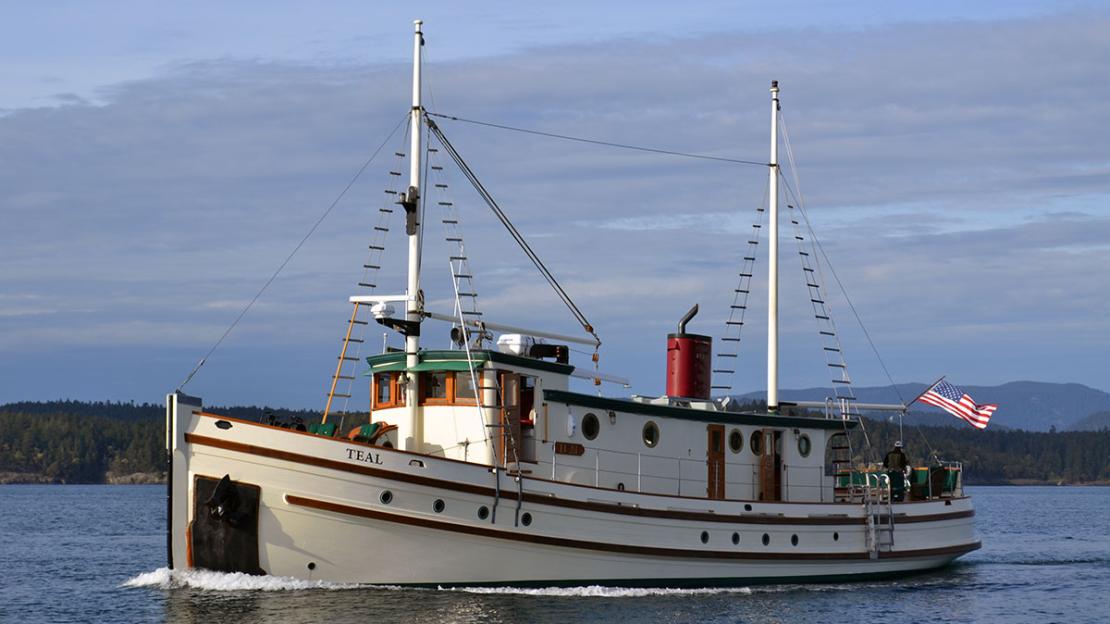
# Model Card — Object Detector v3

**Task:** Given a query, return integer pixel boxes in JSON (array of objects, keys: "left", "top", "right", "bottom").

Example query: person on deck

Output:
[{"left": 884, "top": 441, "right": 909, "bottom": 501}]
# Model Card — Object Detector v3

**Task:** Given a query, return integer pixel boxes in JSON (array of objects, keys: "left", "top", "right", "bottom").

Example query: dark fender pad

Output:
[{"left": 190, "top": 475, "right": 266, "bottom": 575}]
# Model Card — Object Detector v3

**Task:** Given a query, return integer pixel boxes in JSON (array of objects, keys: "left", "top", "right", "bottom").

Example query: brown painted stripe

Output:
[
  {"left": 286, "top": 494, "right": 980, "bottom": 563},
  {"left": 285, "top": 494, "right": 867, "bottom": 561},
  {"left": 186, "top": 433, "right": 973, "bottom": 527}
]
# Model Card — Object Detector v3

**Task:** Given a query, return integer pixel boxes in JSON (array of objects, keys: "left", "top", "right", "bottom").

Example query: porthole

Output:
[
  {"left": 379, "top": 490, "right": 393, "bottom": 505},
  {"left": 750, "top": 431, "right": 764, "bottom": 455},
  {"left": 477, "top": 505, "right": 489, "bottom": 520},
  {"left": 700, "top": 531, "right": 709, "bottom": 544},
  {"left": 642, "top": 421, "right": 660, "bottom": 448},
  {"left": 521, "top": 512, "right": 533, "bottom": 527},
  {"left": 582, "top": 412, "right": 600, "bottom": 440},
  {"left": 307, "top": 561, "right": 316, "bottom": 571},
  {"left": 797, "top": 434, "right": 812, "bottom": 458},
  {"left": 732, "top": 532, "right": 740, "bottom": 545},
  {"left": 762, "top": 533, "right": 770, "bottom": 546},
  {"left": 433, "top": 499, "right": 445, "bottom": 513},
  {"left": 833, "top": 531, "right": 840, "bottom": 542},
  {"left": 728, "top": 429, "right": 743, "bottom": 454},
  {"left": 617, "top": 482, "right": 626, "bottom": 491},
  {"left": 791, "top": 534, "right": 799, "bottom": 546},
  {"left": 744, "top": 504, "right": 752, "bottom": 512}
]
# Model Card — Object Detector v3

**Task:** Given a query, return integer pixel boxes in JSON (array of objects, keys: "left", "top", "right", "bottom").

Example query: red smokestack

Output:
[{"left": 666, "top": 304, "right": 712, "bottom": 399}]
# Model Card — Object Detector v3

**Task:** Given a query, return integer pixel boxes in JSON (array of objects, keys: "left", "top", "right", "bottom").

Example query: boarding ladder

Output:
[{"left": 859, "top": 475, "right": 895, "bottom": 557}]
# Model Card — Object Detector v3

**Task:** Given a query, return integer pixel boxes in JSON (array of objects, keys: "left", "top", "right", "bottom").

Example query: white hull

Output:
[{"left": 169, "top": 406, "right": 980, "bottom": 586}]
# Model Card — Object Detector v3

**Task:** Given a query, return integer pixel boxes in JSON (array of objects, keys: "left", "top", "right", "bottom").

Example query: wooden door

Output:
[
  {"left": 759, "top": 428, "right": 782, "bottom": 501},
  {"left": 499, "top": 372, "right": 521, "bottom": 466},
  {"left": 706, "top": 424, "right": 726, "bottom": 499}
]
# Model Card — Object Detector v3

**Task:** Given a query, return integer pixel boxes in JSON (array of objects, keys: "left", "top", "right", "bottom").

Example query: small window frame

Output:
[
  {"left": 372, "top": 372, "right": 406, "bottom": 410},
  {"left": 642, "top": 421, "right": 660, "bottom": 448},
  {"left": 728, "top": 428, "right": 744, "bottom": 454},
  {"left": 419, "top": 370, "right": 480, "bottom": 407},
  {"left": 797, "top": 433, "right": 812, "bottom": 458},
  {"left": 582, "top": 412, "right": 600, "bottom": 440},
  {"left": 750, "top": 430, "right": 764, "bottom": 456}
]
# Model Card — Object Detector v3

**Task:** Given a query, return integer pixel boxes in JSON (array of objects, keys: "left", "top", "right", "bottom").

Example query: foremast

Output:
[
  {"left": 402, "top": 20, "right": 425, "bottom": 451},
  {"left": 767, "top": 80, "right": 780, "bottom": 412}
]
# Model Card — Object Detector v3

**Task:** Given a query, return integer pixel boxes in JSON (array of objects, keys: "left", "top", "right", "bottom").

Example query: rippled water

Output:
[{"left": 1, "top": 485, "right": 1107, "bottom": 623}]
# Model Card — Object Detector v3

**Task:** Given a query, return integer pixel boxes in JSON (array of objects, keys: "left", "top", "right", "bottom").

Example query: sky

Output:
[{"left": 2, "top": 1, "right": 1109, "bottom": 408}]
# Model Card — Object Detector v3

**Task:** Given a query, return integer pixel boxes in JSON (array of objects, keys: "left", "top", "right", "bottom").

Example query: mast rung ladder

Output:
[
  {"left": 747, "top": 240, "right": 759, "bottom": 245},
  {"left": 831, "top": 379, "right": 852, "bottom": 384},
  {"left": 379, "top": 208, "right": 394, "bottom": 213},
  {"left": 431, "top": 165, "right": 443, "bottom": 171},
  {"left": 799, "top": 251, "right": 810, "bottom": 257},
  {"left": 738, "top": 272, "right": 752, "bottom": 278},
  {"left": 428, "top": 147, "right": 439, "bottom": 153},
  {"left": 725, "top": 321, "right": 744, "bottom": 326},
  {"left": 730, "top": 305, "right": 746, "bottom": 310},
  {"left": 823, "top": 346, "right": 840, "bottom": 352},
  {"left": 358, "top": 282, "right": 376, "bottom": 288},
  {"left": 446, "top": 237, "right": 463, "bottom": 242},
  {"left": 369, "top": 245, "right": 386, "bottom": 251},
  {"left": 374, "top": 226, "right": 389, "bottom": 232},
  {"left": 363, "top": 264, "right": 380, "bottom": 270},
  {"left": 808, "top": 283, "right": 820, "bottom": 288},
  {"left": 462, "top": 311, "right": 483, "bottom": 316},
  {"left": 811, "top": 299, "right": 825, "bottom": 304},
  {"left": 454, "top": 274, "right": 472, "bottom": 279},
  {"left": 333, "top": 375, "right": 356, "bottom": 381},
  {"left": 815, "top": 315, "right": 830, "bottom": 320},
  {"left": 457, "top": 292, "right": 477, "bottom": 297},
  {"left": 720, "top": 337, "right": 741, "bottom": 342},
  {"left": 389, "top": 171, "right": 401, "bottom": 176},
  {"left": 442, "top": 219, "right": 458, "bottom": 225},
  {"left": 439, "top": 202, "right": 454, "bottom": 206},
  {"left": 803, "top": 267, "right": 814, "bottom": 273},
  {"left": 743, "top": 256, "right": 756, "bottom": 261},
  {"left": 351, "top": 320, "right": 369, "bottom": 326},
  {"left": 435, "top": 183, "right": 448, "bottom": 188},
  {"left": 330, "top": 393, "right": 352, "bottom": 398},
  {"left": 346, "top": 338, "right": 365, "bottom": 344},
  {"left": 820, "top": 331, "right": 835, "bottom": 336},
  {"left": 712, "top": 369, "right": 734, "bottom": 374},
  {"left": 339, "top": 356, "right": 359, "bottom": 362},
  {"left": 394, "top": 152, "right": 405, "bottom": 157},
  {"left": 384, "top": 190, "right": 398, "bottom": 195},
  {"left": 752, "top": 224, "right": 762, "bottom": 228},
  {"left": 711, "top": 385, "right": 733, "bottom": 390},
  {"left": 718, "top": 353, "right": 738, "bottom": 358},
  {"left": 795, "top": 236, "right": 805, "bottom": 241},
  {"left": 734, "top": 288, "right": 749, "bottom": 294},
  {"left": 827, "top": 363, "right": 846, "bottom": 369}
]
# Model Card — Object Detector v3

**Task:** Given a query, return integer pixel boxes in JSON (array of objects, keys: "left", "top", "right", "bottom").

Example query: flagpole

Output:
[{"left": 907, "top": 375, "right": 947, "bottom": 408}]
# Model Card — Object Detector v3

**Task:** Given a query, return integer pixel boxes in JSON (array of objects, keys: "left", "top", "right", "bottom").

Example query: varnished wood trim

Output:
[
  {"left": 186, "top": 433, "right": 975, "bottom": 527},
  {"left": 285, "top": 494, "right": 870, "bottom": 561}
]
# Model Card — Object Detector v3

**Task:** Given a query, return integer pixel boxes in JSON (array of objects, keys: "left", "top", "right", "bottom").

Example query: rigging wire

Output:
[
  {"left": 425, "top": 116, "right": 602, "bottom": 348},
  {"left": 175, "top": 113, "right": 409, "bottom": 392},
  {"left": 426, "top": 111, "right": 769, "bottom": 167},
  {"left": 777, "top": 112, "right": 939, "bottom": 460}
]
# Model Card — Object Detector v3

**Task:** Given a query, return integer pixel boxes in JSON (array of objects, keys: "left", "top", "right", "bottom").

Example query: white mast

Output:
[
  {"left": 403, "top": 20, "right": 425, "bottom": 450},
  {"left": 767, "top": 80, "right": 780, "bottom": 412}
]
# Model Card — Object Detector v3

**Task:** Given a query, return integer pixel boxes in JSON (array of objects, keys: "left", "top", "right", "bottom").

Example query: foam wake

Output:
[
  {"left": 450, "top": 586, "right": 754, "bottom": 598},
  {"left": 121, "top": 568, "right": 365, "bottom": 591}
]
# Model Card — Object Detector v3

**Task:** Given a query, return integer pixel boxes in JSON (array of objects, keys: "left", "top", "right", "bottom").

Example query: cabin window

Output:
[
  {"left": 728, "top": 428, "right": 743, "bottom": 454},
  {"left": 419, "top": 370, "right": 480, "bottom": 406},
  {"left": 798, "top": 434, "right": 812, "bottom": 457},
  {"left": 642, "top": 421, "right": 660, "bottom": 448},
  {"left": 750, "top": 430, "right": 764, "bottom": 456},
  {"left": 582, "top": 413, "right": 600, "bottom": 440},
  {"left": 422, "top": 371, "right": 449, "bottom": 402},
  {"left": 373, "top": 373, "right": 405, "bottom": 409},
  {"left": 455, "top": 372, "right": 478, "bottom": 402}
]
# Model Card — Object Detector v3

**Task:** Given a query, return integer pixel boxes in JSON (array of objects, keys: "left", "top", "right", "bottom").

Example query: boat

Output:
[{"left": 165, "top": 20, "right": 980, "bottom": 586}]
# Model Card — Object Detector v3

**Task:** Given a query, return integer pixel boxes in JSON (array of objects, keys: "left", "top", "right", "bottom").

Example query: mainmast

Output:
[
  {"left": 402, "top": 20, "right": 425, "bottom": 450},
  {"left": 767, "top": 80, "right": 780, "bottom": 413}
]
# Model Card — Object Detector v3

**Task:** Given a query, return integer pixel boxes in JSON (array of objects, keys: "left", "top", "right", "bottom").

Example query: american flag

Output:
[{"left": 916, "top": 379, "right": 997, "bottom": 429}]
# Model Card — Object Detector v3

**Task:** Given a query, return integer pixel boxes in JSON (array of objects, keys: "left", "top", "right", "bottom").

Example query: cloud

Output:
[{"left": 2, "top": 9, "right": 1109, "bottom": 405}]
